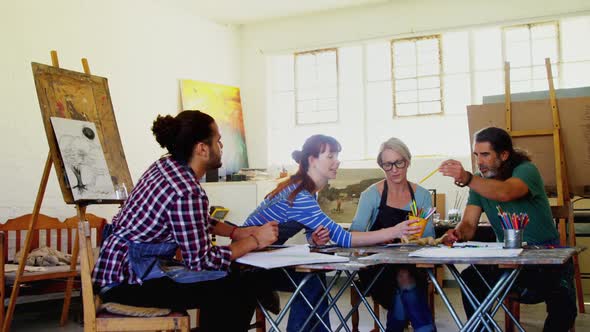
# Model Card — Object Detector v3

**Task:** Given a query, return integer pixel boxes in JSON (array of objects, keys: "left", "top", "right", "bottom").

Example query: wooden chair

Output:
[
  {"left": 77, "top": 220, "right": 190, "bottom": 332},
  {"left": 1, "top": 213, "right": 105, "bottom": 328}
]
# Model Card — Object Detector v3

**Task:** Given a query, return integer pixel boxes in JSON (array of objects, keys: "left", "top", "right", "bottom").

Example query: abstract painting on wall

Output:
[{"left": 181, "top": 79, "right": 249, "bottom": 175}]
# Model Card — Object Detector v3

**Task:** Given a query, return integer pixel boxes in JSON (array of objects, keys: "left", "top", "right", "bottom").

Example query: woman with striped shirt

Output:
[{"left": 243, "top": 134, "right": 420, "bottom": 332}]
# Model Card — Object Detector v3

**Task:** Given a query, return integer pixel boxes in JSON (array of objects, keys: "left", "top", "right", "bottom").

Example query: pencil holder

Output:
[
  {"left": 409, "top": 217, "right": 428, "bottom": 240},
  {"left": 503, "top": 229, "right": 523, "bottom": 249}
]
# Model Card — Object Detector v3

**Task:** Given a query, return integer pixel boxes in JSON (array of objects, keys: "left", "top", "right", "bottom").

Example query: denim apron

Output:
[
  {"left": 126, "top": 239, "right": 227, "bottom": 284},
  {"left": 100, "top": 229, "right": 227, "bottom": 295}
]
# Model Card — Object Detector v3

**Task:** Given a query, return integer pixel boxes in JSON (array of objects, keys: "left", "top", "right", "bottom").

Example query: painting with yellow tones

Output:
[{"left": 181, "top": 79, "right": 249, "bottom": 175}]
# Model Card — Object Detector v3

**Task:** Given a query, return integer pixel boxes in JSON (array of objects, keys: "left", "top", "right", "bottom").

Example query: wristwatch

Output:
[{"left": 455, "top": 171, "right": 473, "bottom": 187}]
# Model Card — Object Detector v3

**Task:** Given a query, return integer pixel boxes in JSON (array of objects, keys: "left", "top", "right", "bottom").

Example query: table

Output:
[
  {"left": 252, "top": 257, "right": 386, "bottom": 332},
  {"left": 340, "top": 246, "right": 578, "bottom": 332},
  {"left": 249, "top": 246, "right": 577, "bottom": 332}
]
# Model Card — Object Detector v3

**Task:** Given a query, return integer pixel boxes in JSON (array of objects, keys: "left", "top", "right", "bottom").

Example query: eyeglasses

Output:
[{"left": 380, "top": 159, "right": 407, "bottom": 171}]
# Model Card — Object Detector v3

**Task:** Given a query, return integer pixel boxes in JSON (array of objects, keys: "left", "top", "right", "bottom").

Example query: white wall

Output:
[
  {"left": 0, "top": 0, "right": 241, "bottom": 221},
  {"left": 239, "top": 0, "right": 590, "bottom": 168}
]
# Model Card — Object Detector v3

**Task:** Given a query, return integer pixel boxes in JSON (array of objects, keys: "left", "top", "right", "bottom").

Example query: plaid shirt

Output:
[{"left": 92, "top": 156, "right": 231, "bottom": 287}]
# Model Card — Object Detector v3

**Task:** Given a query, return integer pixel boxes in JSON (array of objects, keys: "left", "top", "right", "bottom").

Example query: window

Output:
[
  {"left": 392, "top": 35, "right": 442, "bottom": 116},
  {"left": 503, "top": 22, "right": 559, "bottom": 93},
  {"left": 294, "top": 48, "right": 339, "bottom": 125}
]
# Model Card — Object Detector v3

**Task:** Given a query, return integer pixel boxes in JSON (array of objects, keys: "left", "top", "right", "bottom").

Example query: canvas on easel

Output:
[
  {"left": 32, "top": 61, "right": 133, "bottom": 203},
  {"left": 50, "top": 117, "right": 116, "bottom": 201}
]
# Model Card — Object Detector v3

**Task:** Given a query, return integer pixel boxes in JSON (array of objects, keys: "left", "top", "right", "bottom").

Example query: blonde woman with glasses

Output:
[{"left": 350, "top": 137, "right": 435, "bottom": 332}]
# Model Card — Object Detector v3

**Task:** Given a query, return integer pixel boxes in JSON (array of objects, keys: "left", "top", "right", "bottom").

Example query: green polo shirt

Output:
[{"left": 467, "top": 162, "right": 558, "bottom": 244}]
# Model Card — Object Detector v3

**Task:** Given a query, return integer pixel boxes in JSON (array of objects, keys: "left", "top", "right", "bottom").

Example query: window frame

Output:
[
  {"left": 391, "top": 34, "right": 444, "bottom": 118},
  {"left": 501, "top": 21, "right": 561, "bottom": 91},
  {"left": 293, "top": 48, "right": 340, "bottom": 126}
]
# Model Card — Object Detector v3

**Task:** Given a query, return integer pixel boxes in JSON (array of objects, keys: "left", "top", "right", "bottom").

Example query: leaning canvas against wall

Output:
[
  {"left": 181, "top": 79, "right": 249, "bottom": 175},
  {"left": 318, "top": 169, "right": 383, "bottom": 224}
]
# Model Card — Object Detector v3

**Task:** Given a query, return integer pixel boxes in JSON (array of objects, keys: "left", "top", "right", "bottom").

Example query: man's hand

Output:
[
  {"left": 252, "top": 221, "right": 279, "bottom": 248},
  {"left": 442, "top": 229, "right": 460, "bottom": 246},
  {"left": 311, "top": 226, "right": 330, "bottom": 246},
  {"left": 232, "top": 226, "right": 256, "bottom": 241},
  {"left": 439, "top": 159, "right": 469, "bottom": 184}
]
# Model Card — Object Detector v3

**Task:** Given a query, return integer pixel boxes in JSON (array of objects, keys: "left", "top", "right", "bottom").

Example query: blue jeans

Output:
[{"left": 386, "top": 287, "right": 435, "bottom": 332}]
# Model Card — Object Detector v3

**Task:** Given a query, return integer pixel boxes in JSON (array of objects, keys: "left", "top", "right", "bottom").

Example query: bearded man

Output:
[{"left": 438, "top": 126, "right": 576, "bottom": 332}]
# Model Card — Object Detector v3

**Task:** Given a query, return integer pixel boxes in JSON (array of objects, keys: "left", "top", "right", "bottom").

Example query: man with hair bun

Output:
[{"left": 93, "top": 110, "right": 278, "bottom": 332}]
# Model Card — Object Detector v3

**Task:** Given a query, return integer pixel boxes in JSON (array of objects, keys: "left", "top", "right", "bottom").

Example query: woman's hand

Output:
[
  {"left": 252, "top": 221, "right": 279, "bottom": 249},
  {"left": 311, "top": 226, "right": 330, "bottom": 246},
  {"left": 388, "top": 219, "right": 421, "bottom": 240}
]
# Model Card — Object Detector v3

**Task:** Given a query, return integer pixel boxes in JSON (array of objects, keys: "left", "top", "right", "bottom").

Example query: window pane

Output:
[
  {"left": 418, "top": 76, "right": 440, "bottom": 89},
  {"left": 531, "top": 38, "right": 558, "bottom": 65},
  {"left": 396, "top": 90, "right": 418, "bottom": 103},
  {"left": 395, "top": 78, "right": 417, "bottom": 92},
  {"left": 295, "top": 49, "right": 338, "bottom": 125},
  {"left": 419, "top": 101, "right": 441, "bottom": 114},
  {"left": 396, "top": 103, "right": 418, "bottom": 116},
  {"left": 394, "top": 65, "right": 417, "bottom": 79},
  {"left": 418, "top": 88, "right": 440, "bottom": 102}
]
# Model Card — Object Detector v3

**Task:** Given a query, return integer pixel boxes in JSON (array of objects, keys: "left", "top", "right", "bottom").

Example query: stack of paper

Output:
[{"left": 236, "top": 245, "right": 349, "bottom": 269}]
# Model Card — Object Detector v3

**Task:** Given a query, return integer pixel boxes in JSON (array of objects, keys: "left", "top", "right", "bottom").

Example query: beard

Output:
[
  {"left": 479, "top": 159, "right": 502, "bottom": 178},
  {"left": 207, "top": 151, "right": 223, "bottom": 170}
]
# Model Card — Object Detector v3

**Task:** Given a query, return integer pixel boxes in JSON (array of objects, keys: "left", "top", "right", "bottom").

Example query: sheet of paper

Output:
[
  {"left": 236, "top": 245, "right": 349, "bottom": 269},
  {"left": 409, "top": 247, "right": 523, "bottom": 258},
  {"left": 452, "top": 241, "right": 504, "bottom": 249}
]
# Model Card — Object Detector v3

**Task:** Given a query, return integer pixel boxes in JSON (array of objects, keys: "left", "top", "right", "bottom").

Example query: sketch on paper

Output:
[{"left": 50, "top": 117, "right": 115, "bottom": 201}]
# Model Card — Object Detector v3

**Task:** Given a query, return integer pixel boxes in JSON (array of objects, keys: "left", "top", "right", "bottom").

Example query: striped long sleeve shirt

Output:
[{"left": 243, "top": 183, "right": 352, "bottom": 247}]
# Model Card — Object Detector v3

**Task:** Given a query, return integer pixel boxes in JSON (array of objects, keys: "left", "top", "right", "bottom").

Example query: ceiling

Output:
[{"left": 192, "top": 0, "right": 391, "bottom": 25}]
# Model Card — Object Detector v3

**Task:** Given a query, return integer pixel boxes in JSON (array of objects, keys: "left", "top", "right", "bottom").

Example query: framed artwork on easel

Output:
[{"left": 32, "top": 62, "right": 133, "bottom": 204}]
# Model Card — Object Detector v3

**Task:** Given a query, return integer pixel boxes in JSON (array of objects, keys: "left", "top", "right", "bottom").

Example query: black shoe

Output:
[{"left": 258, "top": 290, "right": 281, "bottom": 315}]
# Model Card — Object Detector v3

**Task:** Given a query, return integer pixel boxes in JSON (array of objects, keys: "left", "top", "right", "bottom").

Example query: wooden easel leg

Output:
[
  {"left": 568, "top": 213, "right": 585, "bottom": 314},
  {"left": 60, "top": 205, "right": 85, "bottom": 325},
  {"left": 3, "top": 152, "right": 53, "bottom": 332}
]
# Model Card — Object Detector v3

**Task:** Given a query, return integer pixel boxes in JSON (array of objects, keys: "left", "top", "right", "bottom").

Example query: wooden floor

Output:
[{"left": 7, "top": 287, "right": 590, "bottom": 331}]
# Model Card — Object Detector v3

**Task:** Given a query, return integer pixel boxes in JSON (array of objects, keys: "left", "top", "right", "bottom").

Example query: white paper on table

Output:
[
  {"left": 409, "top": 247, "right": 523, "bottom": 258},
  {"left": 452, "top": 241, "right": 504, "bottom": 249},
  {"left": 236, "top": 244, "right": 349, "bottom": 269}
]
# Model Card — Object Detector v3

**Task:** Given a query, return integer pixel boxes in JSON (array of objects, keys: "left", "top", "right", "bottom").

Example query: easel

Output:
[
  {"left": 3, "top": 51, "right": 130, "bottom": 332},
  {"left": 503, "top": 58, "right": 584, "bottom": 314}
]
